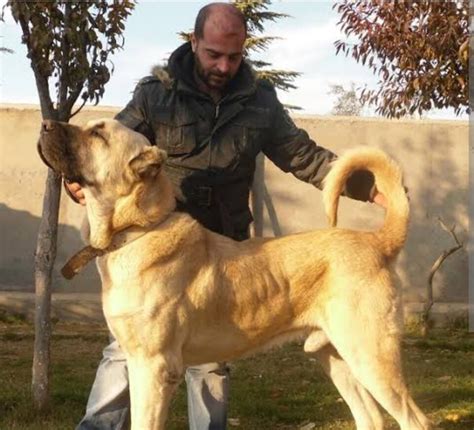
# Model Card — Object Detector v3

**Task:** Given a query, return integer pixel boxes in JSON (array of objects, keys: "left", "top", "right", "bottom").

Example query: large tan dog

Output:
[{"left": 38, "top": 118, "right": 431, "bottom": 430}]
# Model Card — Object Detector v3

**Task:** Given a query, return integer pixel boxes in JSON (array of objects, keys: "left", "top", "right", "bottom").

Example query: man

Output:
[{"left": 70, "top": 3, "right": 385, "bottom": 429}]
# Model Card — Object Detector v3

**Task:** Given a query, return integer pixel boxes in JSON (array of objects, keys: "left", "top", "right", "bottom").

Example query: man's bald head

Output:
[
  {"left": 191, "top": 3, "right": 247, "bottom": 96},
  {"left": 194, "top": 2, "right": 247, "bottom": 40}
]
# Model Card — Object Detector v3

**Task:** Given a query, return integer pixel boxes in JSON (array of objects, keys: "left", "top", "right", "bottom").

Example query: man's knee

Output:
[
  {"left": 102, "top": 340, "right": 127, "bottom": 362},
  {"left": 185, "top": 362, "right": 229, "bottom": 403}
]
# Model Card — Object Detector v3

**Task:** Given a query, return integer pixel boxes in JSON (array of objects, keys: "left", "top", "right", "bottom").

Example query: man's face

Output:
[{"left": 191, "top": 18, "right": 246, "bottom": 91}]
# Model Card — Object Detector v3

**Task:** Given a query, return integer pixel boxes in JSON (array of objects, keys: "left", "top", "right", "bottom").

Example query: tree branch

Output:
[
  {"left": 58, "top": 2, "right": 71, "bottom": 112},
  {"left": 70, "top": 98, "right": 87, "bottom": 118},
  {"left": 17, "top": 10, "right": 55, "bottom": 118},
  {"left": 422, "top": 217, "right": 463, "bottom": 335},
  {"left": 63, "top": 12, "right": 89, "bottom": 117}
]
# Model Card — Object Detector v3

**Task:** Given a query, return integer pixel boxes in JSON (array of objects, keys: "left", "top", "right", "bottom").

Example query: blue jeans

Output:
[{"left": 76, "top": 340, "right": 229, "bottom": 430}]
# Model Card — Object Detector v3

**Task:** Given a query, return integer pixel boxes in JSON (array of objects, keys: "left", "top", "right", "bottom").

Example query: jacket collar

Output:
[{"left": 167, "top": 42, "right": 257, "bottom": 102}]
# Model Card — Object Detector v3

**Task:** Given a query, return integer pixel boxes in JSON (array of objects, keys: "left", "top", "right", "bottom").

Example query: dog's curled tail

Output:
[{"left": 322, "top": 148, "right": 409, "bottom": 259}]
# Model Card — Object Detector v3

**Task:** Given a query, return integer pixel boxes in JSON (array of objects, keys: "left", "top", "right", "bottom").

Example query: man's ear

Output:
[
  {"left": 191, "top": 32, "right": 197, "bottom": 52},
  {"left": 129, "top": 146, "right": 167, "bottom": 179}
]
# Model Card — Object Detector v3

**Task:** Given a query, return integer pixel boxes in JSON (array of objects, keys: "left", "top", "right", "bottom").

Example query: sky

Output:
[{"left": 0, "top": 1, "right": 467, "bottom": 120}]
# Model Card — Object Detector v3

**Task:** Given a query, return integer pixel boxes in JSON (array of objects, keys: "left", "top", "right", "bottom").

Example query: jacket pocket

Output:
[
  {"left": 154, "top": 109, "right": 198, "bottom": 155},
  {"left": 232, "top": 108, "right": 270, "bottom": 159}
]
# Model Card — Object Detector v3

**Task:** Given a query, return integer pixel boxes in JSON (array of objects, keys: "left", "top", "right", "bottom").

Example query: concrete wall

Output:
[{"left": 0, "top": 105, "right": 468, "bottom": 311}]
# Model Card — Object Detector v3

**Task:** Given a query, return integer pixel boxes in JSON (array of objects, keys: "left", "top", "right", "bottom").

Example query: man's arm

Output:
[{"left": 263, "top": 90, "right": 379, "bottom": 203}]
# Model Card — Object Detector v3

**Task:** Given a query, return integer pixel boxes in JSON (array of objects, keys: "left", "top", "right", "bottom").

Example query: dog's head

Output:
[{"left": 38, "top": 119, "right": 170, "bottom": 249}]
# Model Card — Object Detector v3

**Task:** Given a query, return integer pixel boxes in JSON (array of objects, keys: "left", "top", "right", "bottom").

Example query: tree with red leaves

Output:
[{"left": 334, "top": 1, "right": 469, "bottom": 118}]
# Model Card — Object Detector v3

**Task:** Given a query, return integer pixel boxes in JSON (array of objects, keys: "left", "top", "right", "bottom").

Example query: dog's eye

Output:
[
  {"left": 90, "top": 129, "right": 108, "bottom": 145},
  {"left": 91, "top": 130, "right": 102, "bottom": 138}
]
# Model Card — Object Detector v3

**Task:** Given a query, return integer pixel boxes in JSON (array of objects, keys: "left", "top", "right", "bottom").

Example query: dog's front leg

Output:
[
  {"left": 313, "top": 344, "right": 384, "bottom": 430},
  {"left": 127, "top": 354, "right": 183, "bottom": 430}
]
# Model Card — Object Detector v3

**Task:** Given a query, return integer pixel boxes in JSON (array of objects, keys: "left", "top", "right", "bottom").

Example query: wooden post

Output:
[
  {"left": 251, "top": 153, "right": 265, "bottom": 237},
  {"left": 263, "top": 185, "right": 282, "bottom": 237}
]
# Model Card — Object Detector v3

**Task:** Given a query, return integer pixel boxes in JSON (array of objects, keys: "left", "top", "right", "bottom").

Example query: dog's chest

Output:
[
  {"left": 97, "top": 253, "right": 149, "bottom": 318},
  {"left": 97, "top": 250, "right": 177, "bottom": 321}
]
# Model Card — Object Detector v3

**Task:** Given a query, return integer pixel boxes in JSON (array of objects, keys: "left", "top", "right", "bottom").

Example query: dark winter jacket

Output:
[{"left": 115, "top": 42, "right": 373, "bottom": 240}]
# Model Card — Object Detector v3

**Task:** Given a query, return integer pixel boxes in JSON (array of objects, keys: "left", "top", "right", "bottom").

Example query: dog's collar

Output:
[
  {"left": 61, "top": 246, "right": 105, "bottom": 279},
  {"left": 61, "top": 222, "right": 161, "bottom": 280}
]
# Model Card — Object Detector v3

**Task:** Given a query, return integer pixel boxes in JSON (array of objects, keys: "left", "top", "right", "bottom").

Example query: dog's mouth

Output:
[{"left": 37, "top": 140, "right": 56, "bottom": 171}]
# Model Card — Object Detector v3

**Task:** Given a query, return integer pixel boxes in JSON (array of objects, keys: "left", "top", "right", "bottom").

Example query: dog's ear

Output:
[{"left": 129, "top": 146, "right": 167, "bottom": 180}]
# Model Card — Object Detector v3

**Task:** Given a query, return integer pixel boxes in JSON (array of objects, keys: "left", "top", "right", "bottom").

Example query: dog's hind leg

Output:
[
  {"left": 337, "top": 336, "right": 430, "bottom": 430},
  {"left": 324, "top": 290, "right": 431, "bottom": 429},
  {"left": 310, "top": 341, "right": 384, "bottom": 430},
  {"left": 127, "top": 354, "right": 182, "bottom": 430}
]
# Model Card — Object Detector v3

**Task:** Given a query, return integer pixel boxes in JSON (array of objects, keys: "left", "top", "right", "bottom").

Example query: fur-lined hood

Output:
[{"left": 150, "top": 65, "right": 174, "bottom": 90}]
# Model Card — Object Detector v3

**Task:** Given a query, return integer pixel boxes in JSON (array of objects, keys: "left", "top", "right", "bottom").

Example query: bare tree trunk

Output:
[
  {"left": 250, "top": 154, "right": 265, "bottom": 237},
  {"left": 32, "top": 169, "right": 61, "bottom": 411},
  {"left": 30, "top": 71, "right": 61, "bottom": 410}
]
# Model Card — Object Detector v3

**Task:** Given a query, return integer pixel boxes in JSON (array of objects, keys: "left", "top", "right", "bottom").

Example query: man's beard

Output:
[{"left": 194, "top": 53, "right": 231, "bottom": 90}]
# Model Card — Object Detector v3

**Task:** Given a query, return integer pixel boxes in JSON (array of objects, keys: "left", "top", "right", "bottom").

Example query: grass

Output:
[{"left": 1, "top": 315, "right": 473, "bottom": 430}]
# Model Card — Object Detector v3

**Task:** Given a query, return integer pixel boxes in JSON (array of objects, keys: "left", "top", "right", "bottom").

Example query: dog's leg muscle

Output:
[
  {"left": 127, "top": 355, "right": 182, "bottom": 430},
  {"left": 303, "top": 330, "right": 329, "bottom": 353},
  {"left": 323, "top": 297, "right": 431, "bottom": 430},
  {"left": 339, "top": 341, "right": 431, "bottom": 430},
  {"left": 313, "top": 344, "right": 384, "bottom": 430}
]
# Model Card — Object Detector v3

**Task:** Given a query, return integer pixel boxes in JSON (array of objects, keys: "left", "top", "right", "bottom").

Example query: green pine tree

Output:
[{"left": 234, "top": 0, "right": 299, "bottom": 92}]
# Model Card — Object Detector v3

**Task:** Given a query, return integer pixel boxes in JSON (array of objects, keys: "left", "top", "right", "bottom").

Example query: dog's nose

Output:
[{"left": 42, "top": 120, "right": 55, "bottom": 132}]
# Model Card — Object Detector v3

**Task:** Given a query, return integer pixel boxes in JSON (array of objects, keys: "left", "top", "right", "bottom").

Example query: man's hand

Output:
[
  {"left": 65, "top": 181, "right": 86, "bottom": 206},
  {"left": 371, "top": 185, "right": 409, "bottom": 209},
  {"left": 371, "top": 190, "right": 387, "bottom": 208}
]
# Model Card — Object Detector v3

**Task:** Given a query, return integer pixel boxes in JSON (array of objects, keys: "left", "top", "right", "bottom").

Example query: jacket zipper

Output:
[{"left": 209, "top": 102, "right": 221, "bottom": 169}]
